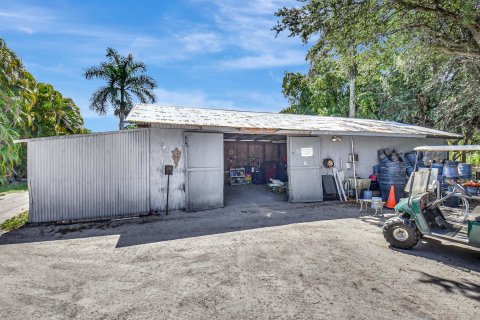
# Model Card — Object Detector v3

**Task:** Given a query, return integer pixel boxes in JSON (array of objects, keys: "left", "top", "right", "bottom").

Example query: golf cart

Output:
[{"left": 383, "top": 145, "right": 480, "bottom": 249}]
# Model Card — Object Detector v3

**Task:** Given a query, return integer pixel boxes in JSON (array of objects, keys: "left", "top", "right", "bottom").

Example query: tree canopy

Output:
[
  {"left": 0, "top": 39, "right": 86, "bottom": 183},
  {"left": 274, "top": 0, "right": 480, "bottom": 144},
  {"left": 84, "top": 48, "right": 157, "bottom": 130}
]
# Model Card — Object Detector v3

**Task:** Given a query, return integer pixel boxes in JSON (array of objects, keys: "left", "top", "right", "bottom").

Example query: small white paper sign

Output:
[{"left": 300, "top": 147, "right": 313, "bottom": 157}]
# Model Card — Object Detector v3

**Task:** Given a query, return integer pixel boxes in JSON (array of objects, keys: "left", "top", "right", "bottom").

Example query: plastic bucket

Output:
[{"left": 362, "top": 190, "right": 373, "bottom": 200}]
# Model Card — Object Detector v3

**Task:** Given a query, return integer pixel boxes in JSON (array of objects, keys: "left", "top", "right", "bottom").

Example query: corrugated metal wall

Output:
[
  {"left": 317, "top": 136, "right": 445, "bottom": 177},
  {"left": 28, "top": 129, "right": 150, "bottom": 222}
]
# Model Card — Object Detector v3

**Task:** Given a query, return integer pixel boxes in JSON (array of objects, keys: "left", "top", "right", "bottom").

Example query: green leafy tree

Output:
[
  {"left": 1, "top": 38, "right": 87, "bottom": 182},
  {"left": 275, "top": 0, "right": 480, "bottom": 145},
  {"left": 281, "top": 58, "right": 348, "bottom": 116},
  {"left": 274, "top": 0, "right": 388, "bottom": 117},
  {"left": 84, "top": 48, "right": 157, "bottom": 130},
  {"left": 0, "top": 39, "right": 30, "bottom": 181},
  {"left": 26, "top": 83, "right": 85, "bottom": 137}
]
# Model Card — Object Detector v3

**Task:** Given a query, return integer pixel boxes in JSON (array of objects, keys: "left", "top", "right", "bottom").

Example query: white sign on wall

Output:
[{"left": 300, "top": 147, "right": 313, "bottom": 157}]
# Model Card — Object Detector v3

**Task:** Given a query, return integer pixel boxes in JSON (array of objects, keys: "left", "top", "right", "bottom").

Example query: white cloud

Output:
[
  {"left": 154, "top": 87, "right": 235, "bottom": 109},
  {"left": 193, "top": 0, "right": 308, "bottom": 69},
  {"left": 179, "top": 32, "right": 223, "bottom": 53},
  {"left": 0, "top": 4, "right": 55, "bottom": 34},
  {"left": 220, "top": 51, "right": 306, "bottom": 69}
]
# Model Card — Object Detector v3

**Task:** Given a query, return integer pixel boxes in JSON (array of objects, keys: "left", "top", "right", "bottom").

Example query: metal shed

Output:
[{"left": 21, "top": 104, "right": 460, "bottom": 222}]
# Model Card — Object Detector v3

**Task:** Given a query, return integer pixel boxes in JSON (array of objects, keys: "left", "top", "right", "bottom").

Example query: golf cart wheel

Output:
[{"left": 383, "top": 217, "right": 420, "bottom": 249}]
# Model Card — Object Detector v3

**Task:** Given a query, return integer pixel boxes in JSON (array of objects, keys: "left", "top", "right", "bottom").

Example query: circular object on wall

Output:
[{"left": 323, "top": 158, "right": 335, "bottom": 168}]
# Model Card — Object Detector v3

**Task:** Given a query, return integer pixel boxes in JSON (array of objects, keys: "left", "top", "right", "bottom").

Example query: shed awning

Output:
[
  {"left": 414, "top": 145, "right": 480, "bottom": 152},
  {"left": 126, "top": 104, "right": 462, "bottom": 139}
]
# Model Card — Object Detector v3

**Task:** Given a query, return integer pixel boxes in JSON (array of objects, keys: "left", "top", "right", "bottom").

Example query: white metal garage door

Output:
[
  {"left": 185, "top": 132, "right": 224, "bottom": 211},
  {"left": 287, "top": 136, "right": 323, "bottom": 202}
]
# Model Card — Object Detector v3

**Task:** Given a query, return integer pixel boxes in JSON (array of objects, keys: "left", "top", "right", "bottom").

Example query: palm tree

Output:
[{"left": 84, "top": 48, "right": 157, "bottom": 130}]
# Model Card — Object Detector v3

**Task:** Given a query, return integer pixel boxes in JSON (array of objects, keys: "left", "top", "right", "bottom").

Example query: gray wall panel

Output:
[
  {"left": 28, "top": 129, "right": 150, "bottom": 222},
  {"left": 288, "top": 136, "right": 324, "bottom": 202},
  {"left": 185, "top": 132, "right": 224, "bottom": 211},
  {"left": 317, "top": 136, "right": 445, "bottom": 178},
  {"left": 149, "top": 128, "right": 186, "bottom": 212}
]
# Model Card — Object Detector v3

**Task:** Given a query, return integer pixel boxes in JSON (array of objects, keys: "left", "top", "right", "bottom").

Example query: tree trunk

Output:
[
  {"left": 348, "top": 62, "right": 357, "bottom": 118},
  {"left": 119, "top": 87, "right": 125, "bottom": 130},
  {"left": 119, "top": 111, "right": 125, "bottom": 130},
  {"left": 461, "top": 135, "right": 470, "bottom": 163}
]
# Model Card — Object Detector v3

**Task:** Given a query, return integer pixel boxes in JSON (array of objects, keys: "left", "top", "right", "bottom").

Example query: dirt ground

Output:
[{"left": 0, "top": 202, "right": 479, "bottom": 320}]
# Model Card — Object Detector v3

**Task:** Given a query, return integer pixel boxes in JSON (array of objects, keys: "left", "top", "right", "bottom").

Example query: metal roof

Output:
[
  {"left": 126, "top": 104, "right": 461, "bottom": 139},
  {"left": 414, "top": 145, "right": 480, "bottom": 152}
]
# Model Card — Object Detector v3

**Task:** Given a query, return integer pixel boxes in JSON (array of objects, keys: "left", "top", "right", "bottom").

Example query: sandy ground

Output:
[
  {"left": 0, "top": 202, "right": 479, "bottom": 320},
  {"left": 0, "top": 191, "right": 29, "bottom": 224}
]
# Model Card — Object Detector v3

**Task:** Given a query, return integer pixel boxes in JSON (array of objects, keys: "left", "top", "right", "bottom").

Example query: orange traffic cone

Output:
[{"left": 385, "top": 185, "right": 397, "bottom": 209}]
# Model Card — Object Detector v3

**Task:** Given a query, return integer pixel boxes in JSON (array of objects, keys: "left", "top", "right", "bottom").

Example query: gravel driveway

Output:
[{"left": 0, "top": 202, "right": 479, "bottom": 319}]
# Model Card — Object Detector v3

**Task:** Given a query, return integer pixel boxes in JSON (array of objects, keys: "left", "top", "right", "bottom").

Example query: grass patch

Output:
[
  {"left": 1, "top": 211, "right": 29, "bottom": 231},
  {"left": 0, "top": 182, "right": 28, "bottom": 195}
]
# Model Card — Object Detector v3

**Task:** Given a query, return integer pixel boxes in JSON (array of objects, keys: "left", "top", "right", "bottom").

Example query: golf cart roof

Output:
[{"left": 414, "top": 145, "right": 480, "bottom": 152}]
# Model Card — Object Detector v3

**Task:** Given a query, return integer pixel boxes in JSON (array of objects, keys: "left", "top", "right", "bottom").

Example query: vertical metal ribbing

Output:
[{"left": 27, "top": 129, "right": 150, "bottom": 222}]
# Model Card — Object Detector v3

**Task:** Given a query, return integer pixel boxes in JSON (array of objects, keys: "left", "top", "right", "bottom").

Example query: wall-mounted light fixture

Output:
[{"left": 331, "top": 135, "right": 342, "bottom": 142}]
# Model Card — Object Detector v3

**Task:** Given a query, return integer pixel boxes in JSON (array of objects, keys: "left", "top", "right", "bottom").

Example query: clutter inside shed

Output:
[{"left": 223, "top": 134, "right": 288, "bottom": 205}]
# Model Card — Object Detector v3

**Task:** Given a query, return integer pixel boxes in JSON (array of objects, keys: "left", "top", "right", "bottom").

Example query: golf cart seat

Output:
[{"left": 467, "top": 206, "right": 480, "bottom": 222}]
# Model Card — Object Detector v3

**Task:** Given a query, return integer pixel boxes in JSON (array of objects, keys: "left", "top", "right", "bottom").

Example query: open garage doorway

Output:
[{"left": 223, "top": 133, "right": 288, "bottom": 206}]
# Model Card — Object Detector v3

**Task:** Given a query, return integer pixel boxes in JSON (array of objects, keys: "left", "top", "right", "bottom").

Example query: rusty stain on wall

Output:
[{"left": 172, "top": 147, "right": 181, "bottom": 168}]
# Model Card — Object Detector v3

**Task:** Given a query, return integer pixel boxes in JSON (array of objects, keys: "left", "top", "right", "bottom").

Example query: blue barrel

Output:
[
  {"left": 458, "top": 163, "right": 472, "bottom": 179},
  {"left": 444, "top": 160, "right": 459, "bottom": 178},
  {"left": 431, "top": 163, "right": 443, "bottom": 175},
  {"left": 404, "top": 152, "right": 417, "bottom": 166},
  {"left": 378, "top": 161, "right": 407, "bottom": 202},
  {"left": 466, "top": 186, "right": 478, "bottom": 195},
  {"left": 406, "top": 166, "right": 414, "bottom": 176}
]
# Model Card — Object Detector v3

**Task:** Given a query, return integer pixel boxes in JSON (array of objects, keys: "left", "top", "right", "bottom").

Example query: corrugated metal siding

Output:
[
  {"left": 28, "top": 129, "right": 150, "bottom": 222},
  {"left": 317, "top": 136, "right": 445, "bottom": 177}
]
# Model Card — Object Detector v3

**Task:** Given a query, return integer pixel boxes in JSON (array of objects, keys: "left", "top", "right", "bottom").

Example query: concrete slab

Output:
[
  {"left": 224, "top": 184, "right": 287, "bottom": 206},
  {"left": 0, "top": 192, "right": 29, "bottom": 224}
]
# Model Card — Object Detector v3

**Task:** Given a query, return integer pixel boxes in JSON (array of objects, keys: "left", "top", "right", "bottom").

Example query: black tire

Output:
[{"left": 382, "top": 217, "right": 420, "bottom": 249}]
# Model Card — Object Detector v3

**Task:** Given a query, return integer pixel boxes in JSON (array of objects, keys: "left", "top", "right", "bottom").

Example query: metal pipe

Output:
[
  {"left": 408, "top": 151, "right": 419, "bottom": 206},
  {"left": 166, "top": 174, "right": 170, "bottom": 215},
  {"left": 351, "top": 137, "right": 358, "bottom": 202}
]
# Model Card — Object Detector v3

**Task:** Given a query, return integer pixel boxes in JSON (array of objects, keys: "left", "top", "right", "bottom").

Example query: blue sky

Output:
[{"left": 0, "top": 0, "right": 310, "bottom": 132}]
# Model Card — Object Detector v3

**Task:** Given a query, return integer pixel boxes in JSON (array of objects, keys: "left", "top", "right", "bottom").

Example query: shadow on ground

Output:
[
  {"left": 392, "top": 237, "right": 480, "bottom": 273},
  {"left": 359, "top": 213, "right": 480, "bottom": 273},
  {"left": 0, "top": 202, "right": 360, "bottom": 248},
  {"left": 417, "top": 270, "right": 480, "bottom": 301}
]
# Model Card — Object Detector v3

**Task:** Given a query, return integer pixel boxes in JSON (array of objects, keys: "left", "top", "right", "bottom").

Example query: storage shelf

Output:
[{"left": 230, "top": 168, "right": 246, "bottom": 185}]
